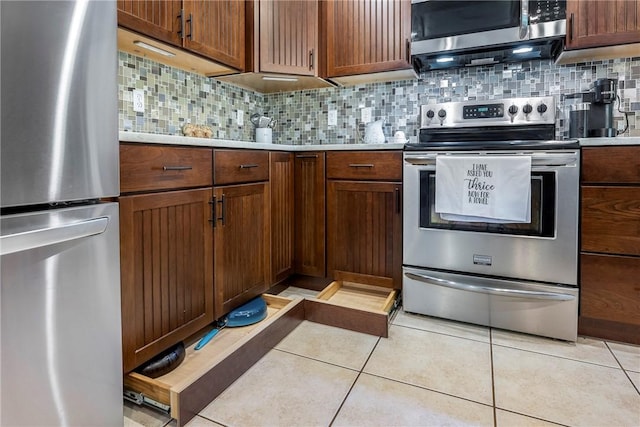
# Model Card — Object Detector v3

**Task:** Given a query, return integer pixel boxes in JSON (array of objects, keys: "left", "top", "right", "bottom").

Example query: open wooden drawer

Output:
[
  {"left": 124, "top": 294, "right": 304, "bottom": 426},
  {"left": 305, "top": 280, "right": 398, "bottom": 338}
]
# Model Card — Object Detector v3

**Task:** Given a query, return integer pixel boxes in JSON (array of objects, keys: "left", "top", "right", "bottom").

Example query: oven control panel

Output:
[
  {"left": 420, "top": 96, "right": 555, "bottom": 128},
  {"left": 462, "top": 104, "right": 504, "bottom": 119}
]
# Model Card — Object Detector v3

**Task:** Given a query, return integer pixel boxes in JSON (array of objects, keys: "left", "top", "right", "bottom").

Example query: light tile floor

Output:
[{"left": 125, "top": 307, "right": 640, "bottom": 427}]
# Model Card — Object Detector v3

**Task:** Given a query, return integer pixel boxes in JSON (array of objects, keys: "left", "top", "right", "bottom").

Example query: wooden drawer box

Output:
[
  {"left": 304, "top": 280, "right": 397, "bottom": 337},
  {"left": 582, "top": 146, "right": 640, "bottom": 184},
  {"left": 120, "top": 144, "right": 213, "bottom": 193},
  {"left": 124, "top": 295, "right": 304, "bottom": 426},
  {"left": 326, "top": 151, "right": 402, "bottom": 181},
  {"left": 579, "top": 253, "right": 640, "bottom": 344},
  {"left": 214, "top": 150, "right": 270, "bottom": 185},
  {"left": 581, "top": 186, "right": 640, "bottom": 255}
]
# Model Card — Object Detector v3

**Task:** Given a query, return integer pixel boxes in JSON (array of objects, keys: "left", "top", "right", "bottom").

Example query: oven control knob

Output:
[
  {"left": 438, "top": 109, "right": 446, "bottom": 118},
  {"left": 537, "top": 103, "right": 548, "bottom": 114},
  {"left": 523, "top": 104, "right": 533, "bottom": 115},
  {"left": 426, "top": 110, "right": 435, "bottom": 119},
  {"left": 508, "top": 105, "right": 519, "bottom": 116}
]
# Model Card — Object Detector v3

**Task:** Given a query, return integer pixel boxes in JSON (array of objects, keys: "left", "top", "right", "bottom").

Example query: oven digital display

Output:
[{"left": 463, "top": 104, "right": 504, "bottom": 119}]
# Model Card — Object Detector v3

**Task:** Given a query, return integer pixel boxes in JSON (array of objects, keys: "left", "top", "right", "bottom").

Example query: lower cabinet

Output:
[
  {"left": 327, "top": 180, "right": 402, "bottom": 289},
  {"left": 120, "top": 188, "right": 215, "bottom": 373},
  {"left": 213, "top": 183, "right": 270, "bottom": 315},
  {"left": 270, "top": 152, "right": 295, "bottom": 284},
  {"left": 579, "top": 146, "right": 640, "bottom": 344},
  {"left": 294, "top": 152, "right": 326, "bottom": 277}
]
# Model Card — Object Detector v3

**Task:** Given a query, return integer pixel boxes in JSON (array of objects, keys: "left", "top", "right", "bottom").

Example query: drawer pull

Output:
[
  {"left": 162, "top": 166, "right": 193, "bottom": 171},
  {"left": 239, "top": 164, "right": 259, "bottom": 169},
  {"left": 296, "top": 154, "right": 319, "bottom": 159},
  {"left": 217, "top": 195, "right": 226, "bottom": 225},
  {"left": 349, "top": 163, "right": 374, "bottom": 168}
]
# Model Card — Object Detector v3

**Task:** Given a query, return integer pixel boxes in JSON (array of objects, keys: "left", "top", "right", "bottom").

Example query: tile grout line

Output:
[
  {"left": 604, "top": 341, "right": 640, "bottom": 396},
  {"left": 490, "top": 329, "right": 497, "bottom": 427},
  {"left": 393, "top": 322, "right": 491, "bottom": 345},
  {"left": 327, "top": 335, "right": 383, "bottom": 427}
]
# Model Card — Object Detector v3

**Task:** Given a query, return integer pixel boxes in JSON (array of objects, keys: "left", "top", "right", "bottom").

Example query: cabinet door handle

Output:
[
  {"left": 295, "top": 154, "right": 318, "bottom": 159},
  {"left": 395, "top": 187, "right": 401, "bottom": 214},
  {"left": 162, "top": 166, "right": 193, "bottom": 171},
  {"left": 178, "top": 9, "right": 185, "bottom": 40},
  {"left": 209, "top": 196, "right": 216, "bottom": 227},
  {"left": 186, "top": 13, "right": 193, "bottom": 40},
  {"left": 349, "top": 163, "right": 374, "bottom": 168},
  {"left": 239, "top": 164, "right": 258, "bottom": 169},
  {"left": 406, "top": 39, "right": 411, "bottom": 62},
  {"left": 217, "top": 195, "right": 225, "bottom": 225},
  {"left": 568, "top": 13, "right": 574, "bottom": 43},
  {"left": 309, "top": 49, "right": 314, "bottom": 70}
]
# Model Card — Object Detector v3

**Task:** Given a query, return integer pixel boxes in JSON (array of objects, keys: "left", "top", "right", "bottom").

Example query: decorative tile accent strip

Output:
[{"left": 119, "top": 51, "right": 640, "bottom": 143}]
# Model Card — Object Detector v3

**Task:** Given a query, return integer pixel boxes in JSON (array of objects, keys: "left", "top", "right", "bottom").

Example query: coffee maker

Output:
[{"left": 566, "top": 78, "right": 618, "bottom": 138}]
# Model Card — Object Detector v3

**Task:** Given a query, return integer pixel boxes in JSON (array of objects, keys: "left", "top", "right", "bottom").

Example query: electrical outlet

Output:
[
  {"left": 237, "top": 109, "right": 244, "bottom": 126},
  {"left": 361, "top": 107, "right": 372, "bottom": 123},
  {"left": 328, "top": 110, "right": 337, "bottom": 126},
  {"left": 133, "top": 89, "right": 145, "bottom": 113}
]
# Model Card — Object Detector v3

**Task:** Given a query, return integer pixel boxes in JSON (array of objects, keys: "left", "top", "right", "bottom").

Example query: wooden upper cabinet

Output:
[
  {"left": 323, "top": 0, "right": 411, "bottom": 77},
  {"left": 182, "top": 0, "right": 246, "bottom": 70},
  {"left": 117, "top": 0, "right": 183, "bottom": 47},
  {"left": 118, "top": 0, "right": 245, "bottom": 70},
  {"left": 566, "top": 0, "right": 640, "bottom": 49},
  {"left": 259, "top": 0, "right": 318, "bottom": 76}
]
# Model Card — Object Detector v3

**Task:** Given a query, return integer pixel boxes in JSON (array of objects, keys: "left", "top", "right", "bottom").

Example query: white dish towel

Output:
[{"left": 435, "top": 155, "right": 532, "bottom": 223}]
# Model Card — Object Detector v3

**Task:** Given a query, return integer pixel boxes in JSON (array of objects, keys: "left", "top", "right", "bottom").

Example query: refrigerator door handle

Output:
[
  {"left": 404, "top": 272, "right": 576, "bottom": 301},
  {"left": 1, "top": 217, "right": 109, "bottom": 255}
]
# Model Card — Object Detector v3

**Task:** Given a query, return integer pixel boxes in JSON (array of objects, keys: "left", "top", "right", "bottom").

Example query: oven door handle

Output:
[
  {"left": 404, "top": 272, "right": 576, "bottom": 301},
  {"left": 404, "top": 154, "right": 577, "bottom": 168}
]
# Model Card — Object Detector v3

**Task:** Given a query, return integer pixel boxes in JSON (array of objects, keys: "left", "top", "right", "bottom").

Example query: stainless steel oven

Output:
[{"left": 402, "top": 97, "right": 581, "bottom": 341}]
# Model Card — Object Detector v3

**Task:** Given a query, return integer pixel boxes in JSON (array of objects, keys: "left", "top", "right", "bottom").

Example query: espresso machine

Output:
[{"left": 566, "top": 78, "right": 618, "bottom": 138}]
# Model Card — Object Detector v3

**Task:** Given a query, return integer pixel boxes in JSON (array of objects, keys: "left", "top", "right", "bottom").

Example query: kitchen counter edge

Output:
[{"left": 119, "top": 132, "right": 405, "bottom": 151}]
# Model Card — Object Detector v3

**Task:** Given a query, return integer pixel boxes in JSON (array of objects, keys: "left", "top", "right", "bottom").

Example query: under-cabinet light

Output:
[
  {"left": 262, "top": 76, "right": 299, "bottom": 82},
  {"left": 513, "top": 46, "right": 534, "bottom": 54},
  {"left": 436, "top": 57, "right": 455, "bottom": 63},
  {"left": 133, "top": 41, "right": 176, "bottom": 57}
]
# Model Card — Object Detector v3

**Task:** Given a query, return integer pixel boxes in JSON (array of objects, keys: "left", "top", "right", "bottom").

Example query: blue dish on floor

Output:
[{"left": 195, "top": 296, "right": 268, "bottom": 350}]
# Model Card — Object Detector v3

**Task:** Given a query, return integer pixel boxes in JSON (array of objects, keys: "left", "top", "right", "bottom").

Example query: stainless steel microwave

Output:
[{"left": 411, "top": 0, "right": 566, "bottom": 57}]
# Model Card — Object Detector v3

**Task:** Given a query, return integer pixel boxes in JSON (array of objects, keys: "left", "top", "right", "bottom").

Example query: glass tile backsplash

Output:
[{"left": 119, "top": 52, "right": 640, "bottom": 142}]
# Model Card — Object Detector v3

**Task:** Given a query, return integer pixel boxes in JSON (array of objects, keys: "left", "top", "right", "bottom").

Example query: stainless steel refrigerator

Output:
[{"left": 0, "top": 1, "right": 122, "bottom": 425}]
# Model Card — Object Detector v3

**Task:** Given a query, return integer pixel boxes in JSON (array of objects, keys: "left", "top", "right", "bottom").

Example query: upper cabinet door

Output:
[
  {"left": 566, "top": 0, "right": 640, "bottom": 49},
  {"left": 259, "top": 0, "right": 318, "bottom": 76},
  {"left": 182, "top": 0, "right": 246, "bottom": 70},
  {"left": 117, "top": 0, "right": 183, "bottom": 47},
  {"left": 323, "top": 0, "right": 411, "bottom": 77}
]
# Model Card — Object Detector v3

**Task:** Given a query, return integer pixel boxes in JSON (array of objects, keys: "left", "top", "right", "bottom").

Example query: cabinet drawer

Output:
[
  {"left": 120, "top": 144, "right": 213, "bottom": 193},
  {"left": 326, "top": 151, "right": 402, "bottom": 181},
  {"left": 579, "top": 253, "right": 640, "bottom": 340},
  {"left": 304, "top": 280, "right": 397, "bottom": 338},
  {"left": 581, "top": 186, "right": 640, "bottom": 255},
  {"left": 214, "top": 150, "right": 270, "bottom": 185},
  {"left": 124, "top": 295, "right": 303, "bottom": 426},
  {"left": 582, "top": 146, "right": 640, "bottom": 184}
]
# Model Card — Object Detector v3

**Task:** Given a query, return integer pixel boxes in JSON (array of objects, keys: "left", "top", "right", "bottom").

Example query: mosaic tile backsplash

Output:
[{"left": 119, "top": 52, "right": 640, "bottom": 143}]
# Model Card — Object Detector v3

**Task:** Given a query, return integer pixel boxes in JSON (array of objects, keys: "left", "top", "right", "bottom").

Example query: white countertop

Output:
[
  {"left": 119, "top": 131, "right": 405, "bottom": 151},
  {"left": 578, "top": 136, "right": 640, "bottom": 146},
  {"left": 120, "top": 132, "right": 640, "bottom": 149}
]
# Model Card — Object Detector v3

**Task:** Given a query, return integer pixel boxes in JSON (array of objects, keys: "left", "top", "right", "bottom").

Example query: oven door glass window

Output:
[{"left": 419, "top": 171, "right": 555, "bottom": 237}]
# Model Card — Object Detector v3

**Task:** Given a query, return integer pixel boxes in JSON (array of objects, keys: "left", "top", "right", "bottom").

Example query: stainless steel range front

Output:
[{"left": 403, "top": 97, "right": 581, "bottom": 341}]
